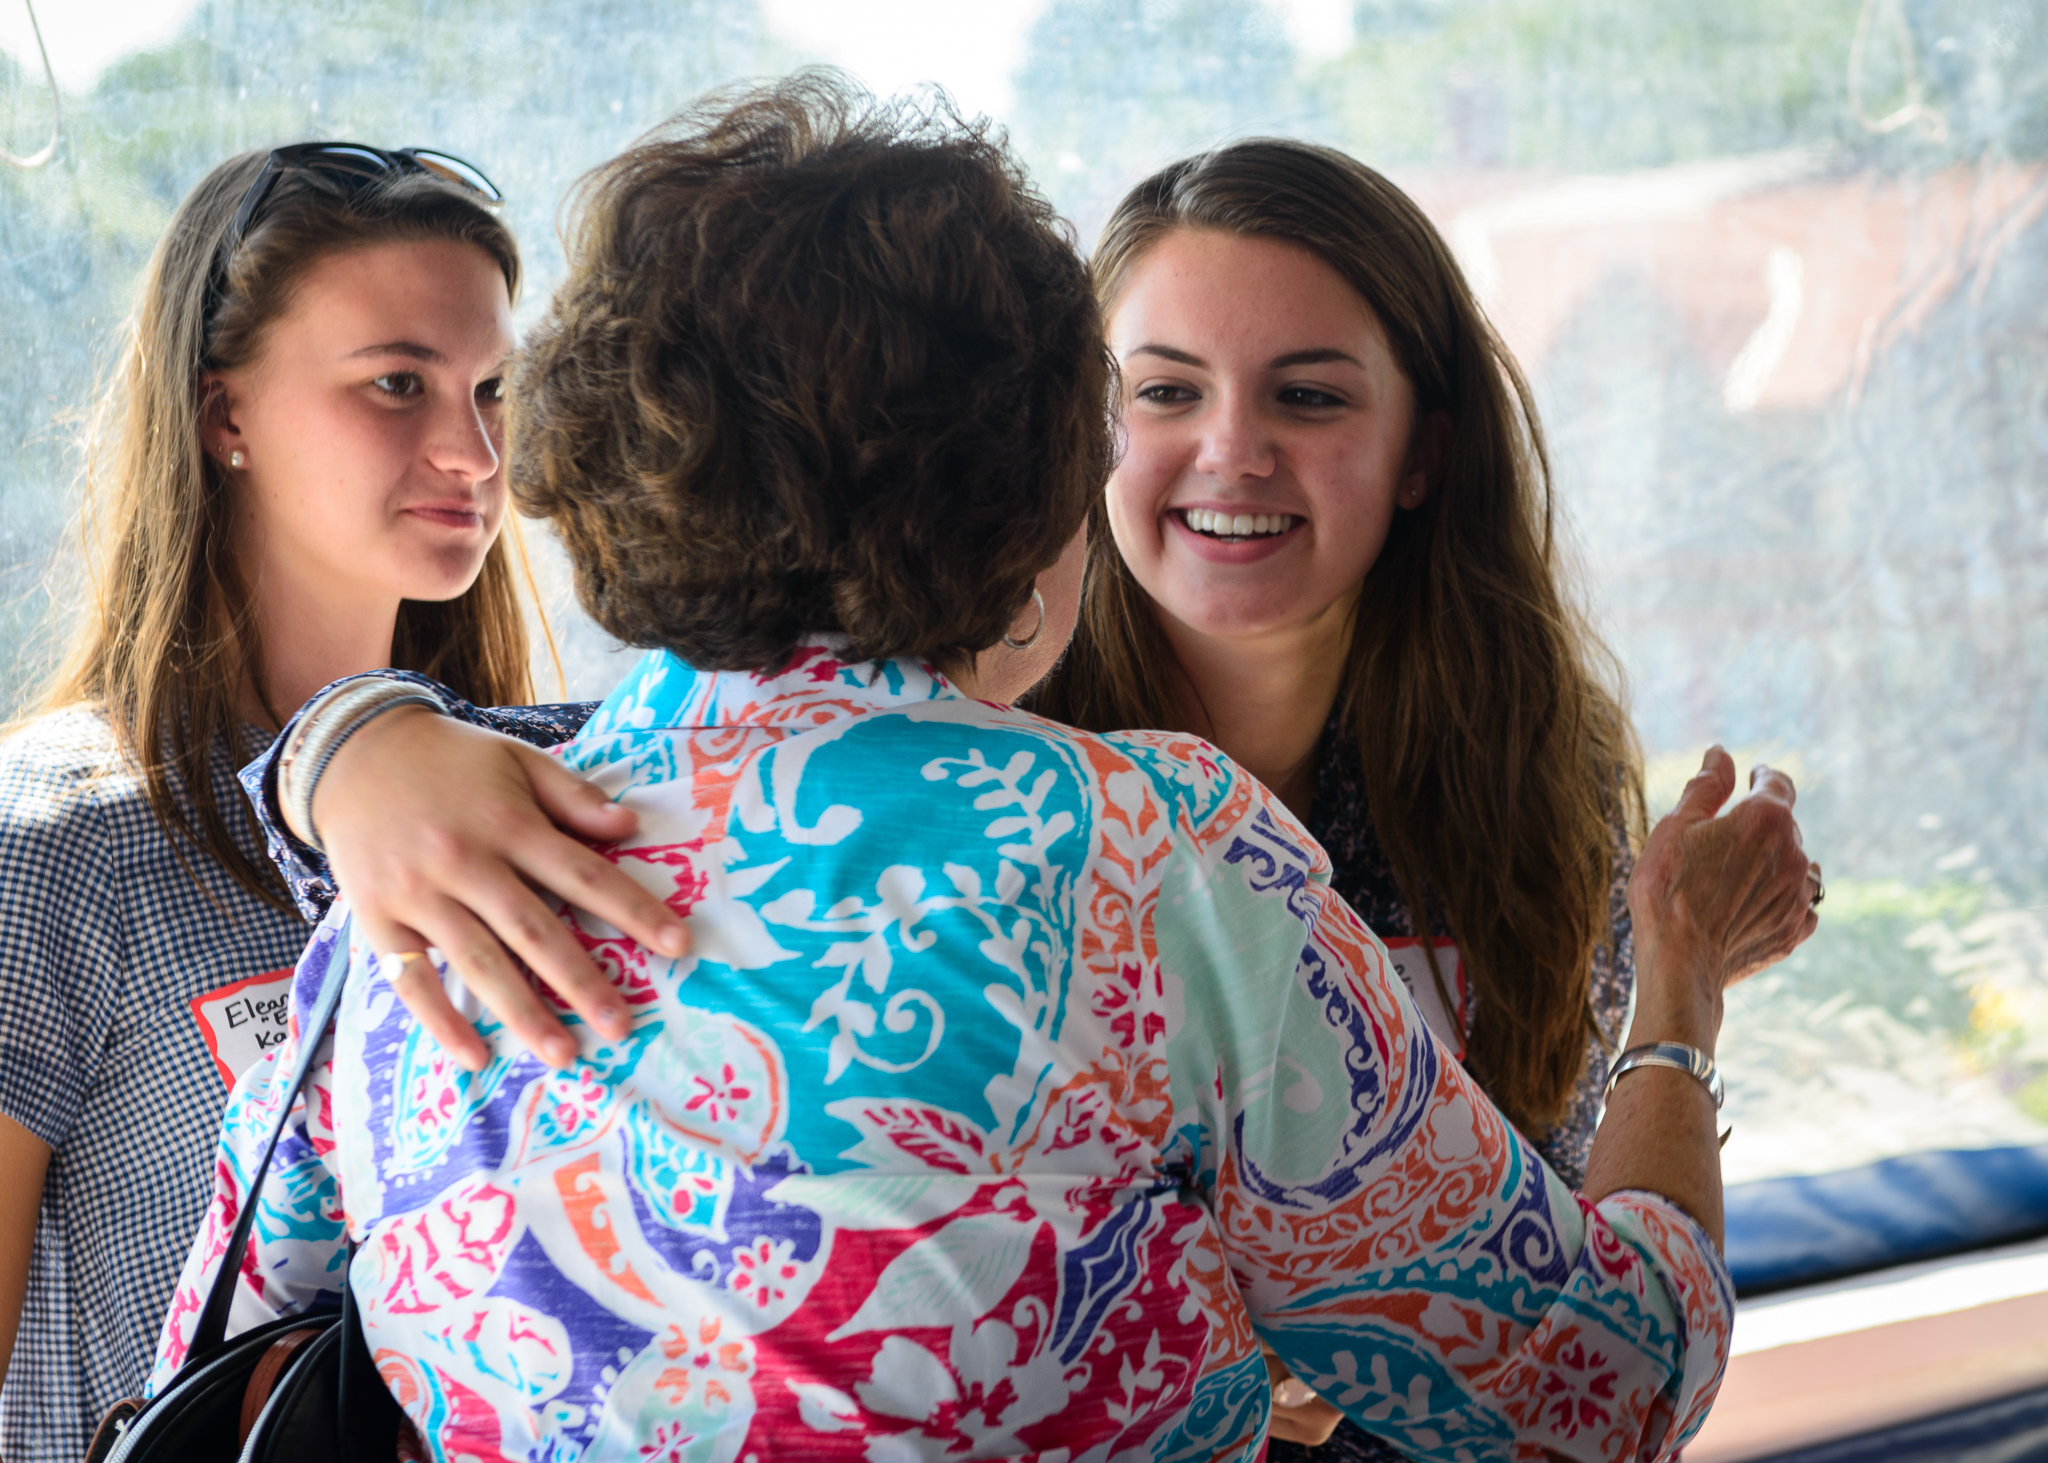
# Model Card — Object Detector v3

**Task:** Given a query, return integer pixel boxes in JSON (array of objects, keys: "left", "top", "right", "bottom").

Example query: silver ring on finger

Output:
[{"left": 1273, "top": 1377, "right": 1319, "bottom": 1408}]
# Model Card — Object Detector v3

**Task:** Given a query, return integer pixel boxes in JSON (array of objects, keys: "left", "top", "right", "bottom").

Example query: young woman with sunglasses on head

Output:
[{"left": 0, "top": 142, "right": 533, "bottom": 1459}]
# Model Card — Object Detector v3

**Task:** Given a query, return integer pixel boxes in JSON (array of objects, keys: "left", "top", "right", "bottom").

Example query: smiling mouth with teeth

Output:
[{"left": 1178, "top": 508, "right": 1300, "bottom": 540}]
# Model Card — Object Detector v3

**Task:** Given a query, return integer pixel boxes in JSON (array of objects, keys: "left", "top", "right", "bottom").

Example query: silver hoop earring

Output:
[
  {"left": 1002, "top": 589, "right": 1046, "bottom": 651},
  {"left": 227, "top": 450, "right": 246, "bottom": 469}
]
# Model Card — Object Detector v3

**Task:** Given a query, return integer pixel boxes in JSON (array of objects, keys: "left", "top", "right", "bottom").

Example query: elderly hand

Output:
[
  {"left": 309, "top": 707, "right": 692, "bottom": 1070},
  {"left": 1626, "top": 746, "right": 1819, "bottom": 1044}
]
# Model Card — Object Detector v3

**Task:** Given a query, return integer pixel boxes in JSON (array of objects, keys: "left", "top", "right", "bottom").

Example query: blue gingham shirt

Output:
[{"left": 0, "top": 708, "right": 308, "bottom": 1463}]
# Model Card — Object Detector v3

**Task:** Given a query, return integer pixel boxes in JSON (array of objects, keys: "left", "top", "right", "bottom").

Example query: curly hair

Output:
[{"left": 511, "top": 72, "right": 1112, "bottom": 673}]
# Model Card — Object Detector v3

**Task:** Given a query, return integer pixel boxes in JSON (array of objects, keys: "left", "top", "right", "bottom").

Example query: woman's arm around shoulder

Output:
[
  {"left": 238, "top": 670, "right": 600, "bottom": 921},
  {"left": 1188, "top": 750, "right": 1812, "bottom": 1461},
  {"left": 241, "top": 673, "right": 685, "bottom": 1072}
]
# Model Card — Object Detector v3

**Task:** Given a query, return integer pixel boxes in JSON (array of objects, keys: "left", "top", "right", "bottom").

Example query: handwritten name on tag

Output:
[
  {"left": 1382, "top": 937, "right": 1469, "bottom": 1060},
  {"left": 189, "top": 968, "right": 294, "bottom": 1089}
]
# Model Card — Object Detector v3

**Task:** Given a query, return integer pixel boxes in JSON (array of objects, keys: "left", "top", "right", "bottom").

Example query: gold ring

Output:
[{"left": 384, "top": 950, "right": 432, "bottom": 975}]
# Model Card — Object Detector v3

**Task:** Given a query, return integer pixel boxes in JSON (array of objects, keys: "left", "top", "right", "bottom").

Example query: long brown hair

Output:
[
  {"left": 1033, "top": 140, "right": 1644, "bottom": 1135},
  {"left": 37, "top": 148, "right": 536, "bottom": 913}
]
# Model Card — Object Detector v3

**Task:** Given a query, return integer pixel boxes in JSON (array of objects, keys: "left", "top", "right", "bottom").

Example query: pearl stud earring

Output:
[{"left": 228, "top": 450, "right": 245, "bottom": 469}]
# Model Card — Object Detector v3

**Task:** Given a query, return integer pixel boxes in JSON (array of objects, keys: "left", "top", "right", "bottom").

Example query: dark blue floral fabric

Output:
[{"left": 237, "top": 671, "right": 595, "bottom": 923}]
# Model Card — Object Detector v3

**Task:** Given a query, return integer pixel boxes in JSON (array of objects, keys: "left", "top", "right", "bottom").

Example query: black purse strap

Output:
[{"left": 189, "top": 928, "right": 356, "bottom": 1362}]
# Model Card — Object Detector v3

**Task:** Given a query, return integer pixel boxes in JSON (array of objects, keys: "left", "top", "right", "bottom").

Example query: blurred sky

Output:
[{"left": 0, "top": 0, "right": 1357, "bottom": 119}]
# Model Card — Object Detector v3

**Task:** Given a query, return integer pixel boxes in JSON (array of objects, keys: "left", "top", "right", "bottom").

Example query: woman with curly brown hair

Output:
[
  {"left": 165, "top": 75, "right": 1819, "bottom": 1461},
  {"left": 247, "top": 135, "right": 1649, "bottom": 1459}
]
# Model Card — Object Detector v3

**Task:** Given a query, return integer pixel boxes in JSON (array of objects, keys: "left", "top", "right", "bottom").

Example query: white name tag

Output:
[
  {"left": 1382, "top": 937, "right": 1468, "bottom": 1060},
  {"left": 189, "top": 968, "right": 294, "bottom": 1089}
]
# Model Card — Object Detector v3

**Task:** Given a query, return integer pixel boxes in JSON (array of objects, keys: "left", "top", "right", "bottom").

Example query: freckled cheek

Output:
[
  {"left": 1109, "top": 434, "right": 1184, "bottom": 535},
  {"left": 479, "top": 488, "right": 510, "bottom": 537},
  {"left": 1102, "top": 469, "right": 1155, "bottom": 561}
]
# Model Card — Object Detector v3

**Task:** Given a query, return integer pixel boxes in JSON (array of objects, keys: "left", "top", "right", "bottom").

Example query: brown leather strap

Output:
[
  {"left": 238, "top": 1327, "right": 323, "bottom": 1446},
  {"left": 84, "top": 1398, "right": 142, "bottom": 1463}
]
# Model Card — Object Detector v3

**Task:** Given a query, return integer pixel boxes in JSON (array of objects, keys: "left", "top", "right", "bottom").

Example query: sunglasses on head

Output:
[{"left": 209, "top": 142, "right": 503, "bottom": 311}]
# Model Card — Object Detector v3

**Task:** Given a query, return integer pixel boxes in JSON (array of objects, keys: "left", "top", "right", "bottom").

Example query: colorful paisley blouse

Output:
[{"left": 156, "top": 642, "right": 1729, "bottom": 1462}]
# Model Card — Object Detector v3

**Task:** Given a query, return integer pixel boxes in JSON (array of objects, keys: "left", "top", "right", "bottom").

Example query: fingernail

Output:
[
  {"left": 660, "top": 925, "right": 689, "bottom": 956},
  {"left": 600, "top": 1006, "right": 630, "bottom": 1040},
  {"left": 544, "top": 1034, "right": 579, "bottom": 1068}
]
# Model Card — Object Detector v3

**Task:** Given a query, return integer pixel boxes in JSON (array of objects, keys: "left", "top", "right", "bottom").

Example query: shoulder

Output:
[
  {"left": 0, "top": 703, "right": 121, "bottom": 777},
  {"left": 918, "top": 704, "right": 1249, "bottom": 822},
  {"left": 972, "top": 708, "right": 1324, "bottom": 873},
  {"left": 1085, "top": 723, "right": 1252, "bottom": 825},
  {"left": 0, "top": 706, "right": 131, "bottom": 845}
]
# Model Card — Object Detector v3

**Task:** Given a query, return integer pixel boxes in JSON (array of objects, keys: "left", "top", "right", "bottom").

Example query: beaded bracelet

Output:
[{"left": 277, "top": 678, "right": 445, "bottom": 851}]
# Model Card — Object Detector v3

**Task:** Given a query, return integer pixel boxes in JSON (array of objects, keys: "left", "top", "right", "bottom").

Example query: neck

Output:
[
  {"left": 240, "top": 564, "right": 400, "bottom": 731},
  {"left": 1154, "top": 594, "right": 1355, "bottom": 821}
]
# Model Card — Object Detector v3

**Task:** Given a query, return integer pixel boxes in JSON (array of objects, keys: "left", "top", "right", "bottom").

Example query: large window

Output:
[{"left": 6, "top": 0, "right": 2045, "bottom": 1183}]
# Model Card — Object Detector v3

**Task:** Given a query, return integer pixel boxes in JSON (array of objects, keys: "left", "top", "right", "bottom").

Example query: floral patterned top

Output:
[
  {"left": 1305, "top": 722, "right": 1637, "bottom": 1193},
  {"left": 1277, "top": 729, "right": 1638, "bottom": 1463},
  {"left": 241, "top": 693, "right": 1635, "bottom": 1196},
  {"left": 173, "top": 643, "right": 1727, "bottom": 1461}
]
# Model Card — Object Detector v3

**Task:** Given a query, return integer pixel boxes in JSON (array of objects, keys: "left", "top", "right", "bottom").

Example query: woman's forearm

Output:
[
  {"left": 0, "top": 1115, "right": 50, "bottom": 1385},
  {"left": 1583, "top": 751, "right": 1818, "bottom": 1249},
  {"left": 1582, "top": 931, "right": 1727, "bottom": 1247}
]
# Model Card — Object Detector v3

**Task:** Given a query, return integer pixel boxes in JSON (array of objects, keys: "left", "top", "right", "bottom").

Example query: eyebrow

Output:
[
  {"left": 1269, "top": 348, "right": 1363, "bottom": 369},
  {"left": 345, "top": 341, "right": 445, "bottom": 362},
  {"left": 1129, "top": 344, "right": 1205, "bottom": 366},
  {"left": 1126, "top": 343, "right": 1365, "bottom": 370}
]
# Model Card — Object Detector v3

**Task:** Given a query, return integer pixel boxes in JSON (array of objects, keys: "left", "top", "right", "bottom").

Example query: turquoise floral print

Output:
[{"left": 154, "top": 640, "right": 1731, "bottom": 1462}]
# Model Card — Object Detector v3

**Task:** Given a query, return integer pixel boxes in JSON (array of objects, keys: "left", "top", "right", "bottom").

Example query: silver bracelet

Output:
[
  {"left": 1605, "top": 1041, "right": 1725, "bottom": 1110},
  {"left": 277, "top": 678, "right": 444, "bottom": 852}
]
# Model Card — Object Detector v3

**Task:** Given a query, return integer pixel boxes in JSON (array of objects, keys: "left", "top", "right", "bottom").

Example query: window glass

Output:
[{"left": 5, "top": 0, "right": 2045, "bottom": 1182}]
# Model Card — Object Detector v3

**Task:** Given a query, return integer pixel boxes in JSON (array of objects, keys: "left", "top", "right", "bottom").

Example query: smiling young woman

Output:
[
  {"left": 1029, "top": 141, "right": 1645, "bottom": 1457},
  {"left": 0, "top": 145, "right": 534, "bottom": 1461},
  {"left": 1090, "top": 227, "right": 1448, "bottom": 817},
  {"left": 1043, "top": 143, "right": 1641, "bottom": 1165}
]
